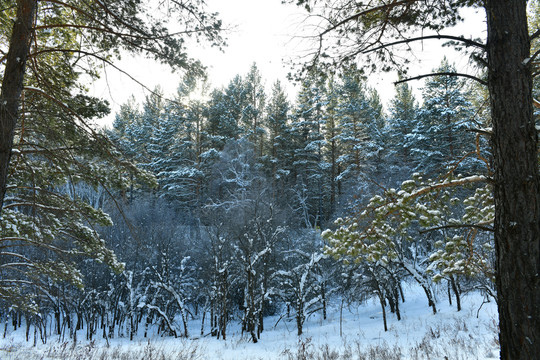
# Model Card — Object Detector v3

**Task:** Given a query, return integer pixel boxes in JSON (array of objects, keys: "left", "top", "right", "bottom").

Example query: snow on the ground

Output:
[{"left": 0, "top": 283, "right": 499, "bottom": 359}]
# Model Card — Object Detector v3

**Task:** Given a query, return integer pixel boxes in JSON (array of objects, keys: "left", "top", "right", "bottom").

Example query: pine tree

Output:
[
  {"left": 203, "top": 77, "right": 246, "bottom": 150},
  {"left": 109, "top": 97, "right": 141, "bottom": 160},
  {"left": 0, "top": 87, "right": 142, "bottom": 312},
  {"left": 322, "top": 74, "right": 341, "bottom": 213},
  {"left": 290, "top": 72, "right": 329, "bottom": 227},
  {"left": 334, "top": 66, "right": 379, "bottom": 191},
  {"left": 137, "top": 88, "right": 165, "bottom": 166},
  {"left": 411, "top": 59, "right": 476, "bottom": 177},
  {"left": 386, "top": 81, "right": 419, "bottom": 180},
  {"left": 243, "top": 64, "right": 267, "bottom": 157},
  {"left": 262, "top": 81, "right": 294, "bottom": 198}
]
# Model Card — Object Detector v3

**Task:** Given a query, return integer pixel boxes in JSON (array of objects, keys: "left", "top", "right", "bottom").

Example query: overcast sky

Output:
[{"left": 92, "top": 1, "right": 486, "bottom": 126}]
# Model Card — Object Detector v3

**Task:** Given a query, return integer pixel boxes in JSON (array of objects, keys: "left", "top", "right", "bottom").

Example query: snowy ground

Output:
[{"left": 0, "top": 283, "right": 499, "bottom": 360}]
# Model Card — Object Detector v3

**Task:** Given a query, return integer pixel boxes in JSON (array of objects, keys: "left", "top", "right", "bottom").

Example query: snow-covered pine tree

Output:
[
  {"left": 290, "top": 71, "right": 330, "bottom": 227},
  {"left": 334, "top": 66, "right": 381, "bottom": 193},
  {"left": 386, "top": 81, "right": 419, "bottom": 182},
  {"left": 262, "top": 81, "right": 294, "bottom": 202},
  {"left": 135, "top": 88, "right": 166, "bottom": 167},
  {"left": 411, "top": 59, "right": 477, "bottom": 177},
  {"left": 322, "top": 74, "right": 341, "bottom": 214},
  {"left": 148, "top": 101, "right": 203, "bottom": 210},
  {"left": 203, "top": 76, "right": 247, "bottom": 150},
  {"left": 242, "top": 63, "right": 267, "bottom": 157}
]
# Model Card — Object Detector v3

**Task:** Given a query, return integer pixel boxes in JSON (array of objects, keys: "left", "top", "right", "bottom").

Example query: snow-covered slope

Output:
[{"left": 0, "top": 284, "right": 499, "bottom": 359}]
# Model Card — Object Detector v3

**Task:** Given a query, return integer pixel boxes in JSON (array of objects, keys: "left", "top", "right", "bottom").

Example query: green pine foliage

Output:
[
  {"left": 386, "top": 81, "right": 419, "bottom": 179},
  {"left": 0, "top": 83, "right": 146, "bottom": 312},
  {"left": 1, "top": 0, "right": 224, "bottom": 315}
]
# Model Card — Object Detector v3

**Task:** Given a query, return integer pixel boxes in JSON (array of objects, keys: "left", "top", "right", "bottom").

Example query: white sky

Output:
[
  {"left": 93, "top": 0, "right": 304, "bottom": 125},
  {"left": 92, "top": 2, "right": 486, "bottom": 126},
  {"left": 190, "top": 0, "right": 305, "bottom": 91}
]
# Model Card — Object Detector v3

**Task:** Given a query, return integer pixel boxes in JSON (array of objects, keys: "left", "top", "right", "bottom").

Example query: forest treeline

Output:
[{"left": 1, "top": 59, "right": 496, "bottom": 343}]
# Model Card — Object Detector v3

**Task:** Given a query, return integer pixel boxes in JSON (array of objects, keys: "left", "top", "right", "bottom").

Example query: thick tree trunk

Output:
[
  {"left": 0, "top": 0, "right": 36, "bottom": 214},
  {"left": 485, "top": 1, "right": 540, "bottom": 359}
]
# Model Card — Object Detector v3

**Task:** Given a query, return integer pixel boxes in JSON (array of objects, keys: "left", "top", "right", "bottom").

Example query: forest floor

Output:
[{"left": 0, "top": 283, "right": 500, "bottom": 360}]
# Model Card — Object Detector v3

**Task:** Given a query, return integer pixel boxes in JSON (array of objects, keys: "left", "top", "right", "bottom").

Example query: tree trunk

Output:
[
  {"left": 0, "top": 0, "right": 37, "bottom": 214},
  {"left": 200, "top": 308, "right": 206, "bottom": 336},
  {"left": 377, "top": 290, "right": 388, "bottom": 332},
  {"left": 258, "top": 283, "right": 264, "bottom": 338},
  {"left": 450, "top": 275, "right": 461, "bottom": 312},
  {"left": 447, "top": 279, "right": 453, "bottom": 306},
  {"left": 219, "top": 269, "right": 228, "bottom": 340},
  {"left": 296, "top": 294, "right": 304, "bottom": 336},
  {"left": 321, "top": 282, "right": 327, "bottom": 320},
  {"left": 393, "top": 286, "right": 401, "bottom": 321},
  {"left": 485, "top": 1, "right": 540, "bottom": 358}
]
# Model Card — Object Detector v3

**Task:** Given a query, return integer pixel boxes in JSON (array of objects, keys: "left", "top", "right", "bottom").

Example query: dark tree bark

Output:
[
  {"left": 449, "top": 275, "right": 461, "bottom": 312},
  {"left": 485, "top": 1, "right": 540, "bottom": 358},
  {"left": 296, "top": 295, "right": 304, "bottom": 336},
  {"left": 376, "top": 288, "right": 388, "bottom": 332},
  {"left": 0, "top": 0, "right": 37, "bottom": 214}
]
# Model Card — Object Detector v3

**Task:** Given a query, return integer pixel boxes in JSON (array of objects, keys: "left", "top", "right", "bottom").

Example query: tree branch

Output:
[
  {"left": 363, "top": 34, "right": 485, "bottom": 54},
  {"left": 395, "top": 72, "right": 487, "bottom": 86},
  {"left": 530, "top": 28, "right": 540, "bottom": 41},
  {"left": 27, "top": 49, "right": 181, "bottom": 107},
  {"left": 419, "top": 223, "right": 494, "bottom": 233},
  {"left": 319, "top": 0, "right": 420, "bottom": 37},
  {"left": 526, "top": 48, "right": 540, "bottom": 67},
  {"left": 408, "top": 175, "right": 488, "bottom": 199},
  {"left": 34, "top": 23, "right": 210, "bottom": 41},
  {"left": 42, "top": 0, "right": 150, "bottom": 38}
]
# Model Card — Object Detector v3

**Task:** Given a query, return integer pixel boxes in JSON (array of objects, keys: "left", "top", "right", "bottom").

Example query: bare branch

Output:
[
  {"left": 530, "top": 28, "right": 540, "bottom": 41},
  {"left": 527, "top": 48, "right": 540, "bottom": 66},
  {"left": 395, "top": 72, "right": 487, "bottom": 85},
  {"left": 363, "top": 34, "right": 485, "bottom": 54}
]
